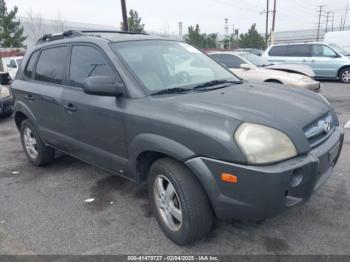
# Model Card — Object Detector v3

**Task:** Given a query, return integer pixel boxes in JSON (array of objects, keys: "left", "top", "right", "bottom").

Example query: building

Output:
[{"left": 274, "top": 26, "right": 350, "bottom": 44}]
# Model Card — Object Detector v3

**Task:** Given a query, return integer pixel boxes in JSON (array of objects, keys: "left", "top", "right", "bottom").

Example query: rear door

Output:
[
  {"left": 14, "top": 46, "right": 68, "bottom": 147},
  {"left": 284, "top": 44, "right": 312, "bottom": 65},
  {"left": 61, "top": 44, "right": 128, "bottom": 175},
  {"left": 310, "top": 44, "right": 342, "bottom": 78}
]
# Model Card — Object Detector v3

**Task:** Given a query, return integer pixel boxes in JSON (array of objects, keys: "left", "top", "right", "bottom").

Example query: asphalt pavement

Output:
[{"left": 0, "top": 82, "right": 349, "bottom": 255}]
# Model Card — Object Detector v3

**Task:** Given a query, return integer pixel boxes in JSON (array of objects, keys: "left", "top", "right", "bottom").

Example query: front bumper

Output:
[
  {"left": 0, "top": 96, "right": 14, "bottom": 115},
  {"left": 185, "top": 126, "right": 344, "bottom": 220}
]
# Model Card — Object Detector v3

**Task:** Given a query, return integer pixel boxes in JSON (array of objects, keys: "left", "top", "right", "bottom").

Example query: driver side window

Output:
[
  {"left": 69, "top": 45, "right": 115, "bottom": 88},
  {"left": 312, "top": 45, "right": 337, "bottom": 57}
]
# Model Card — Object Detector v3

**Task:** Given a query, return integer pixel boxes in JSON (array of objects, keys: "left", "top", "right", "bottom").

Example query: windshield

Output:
[
  {"left": 239, "top": 53, "right": 270, "bottom": 67},
  {"left": 111, "top": 40, "right": 239, "bottom": 93},
  {"left": 329, "top": 43, "right": 350, "bottom": 56}
]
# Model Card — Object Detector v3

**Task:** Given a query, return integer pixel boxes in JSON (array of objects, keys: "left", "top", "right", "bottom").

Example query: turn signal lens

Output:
[{"left": 221, "top": 173, "right": 238, "bottom": 184}]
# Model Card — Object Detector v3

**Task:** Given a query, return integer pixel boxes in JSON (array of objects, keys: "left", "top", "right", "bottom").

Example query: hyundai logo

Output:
[{"left": 324, "top": 121, "right": 331, "bottom": 133}]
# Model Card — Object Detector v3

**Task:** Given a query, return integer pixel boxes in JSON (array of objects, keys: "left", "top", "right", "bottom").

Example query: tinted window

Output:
[
  {"left": 35, "top": 46, "right": 68, "bottom": 84},
  {"left": 312, "top": 44, "right": 337, "bottom": 57},
  {"left": 24, "top": 51, "right": 40, "bottom": 79},
  {"left": 210, "top": 54, "right": 244, "bottom": 68},
  {"left": 69, "top": 46, "right": 115, "bottom": 88},
  {"left": 286, "top": 44, "right": 311, "bottom": 57},
  {"left": 268, "top": 45, "right": 288, "bottom": 56}
]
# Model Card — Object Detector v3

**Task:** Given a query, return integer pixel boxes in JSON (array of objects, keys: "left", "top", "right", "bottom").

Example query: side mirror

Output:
[
  {"left": 83, "top": 76, "right": 124, "bottom": 97},
  {"left": 240, "top": 63, "right": 252, "bottom": 70}
]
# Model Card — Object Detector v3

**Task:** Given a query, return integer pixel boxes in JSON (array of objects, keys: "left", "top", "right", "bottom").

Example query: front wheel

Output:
[
  {"left": 148, "top": 158, "right": 213, "bottom": 245},
  {"left": 339, "top": 68, "right": 350, "bottom": 83}
]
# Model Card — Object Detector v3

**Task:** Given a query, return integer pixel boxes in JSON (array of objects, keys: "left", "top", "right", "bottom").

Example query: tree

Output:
[
  {"left": 121, "top": 9, "right": 145, "bottom": 33},
  {"left": 205, "top": 33, "right": 218, "bottom": 49},
  {"left": 185, "top": 24, "right": 205, "bottom": 48},
  {"left": 0, "top": 0, "right": 26, "bottom": 47},
  {"left": 238, "top": 24, "right": 265, "bottom": 49}
]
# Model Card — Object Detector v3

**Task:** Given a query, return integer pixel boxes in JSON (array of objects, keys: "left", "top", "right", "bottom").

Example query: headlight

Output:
[
  {"left": 0, "top": 86, "right": 10, "bottom": 99},
  {"left": 234, "top": 123, "right": 297, "bottom": 164}
]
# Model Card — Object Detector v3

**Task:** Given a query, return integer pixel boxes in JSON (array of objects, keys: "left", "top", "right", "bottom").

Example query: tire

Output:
[
  {"left": 20, "top": 119, "right": 54, "bottom": 166},
  {"left": 148, "top": 158, "right": 213, "bottom": 245},
  {"left": 339, "top": 67, "right": 350, "bottom": 83}
]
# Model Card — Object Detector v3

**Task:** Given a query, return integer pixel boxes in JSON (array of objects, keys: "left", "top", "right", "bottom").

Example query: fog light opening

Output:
[{"left": 290, "top": 169, "right": 303, "bottom": 188}]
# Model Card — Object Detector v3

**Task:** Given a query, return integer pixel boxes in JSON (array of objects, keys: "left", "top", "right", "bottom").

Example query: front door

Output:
[
  {"left": 61, "top": 44, "right": 128, "bottom": 175},
  {"left": 310, "top": 44, "right": 343, "bottom": 78}
]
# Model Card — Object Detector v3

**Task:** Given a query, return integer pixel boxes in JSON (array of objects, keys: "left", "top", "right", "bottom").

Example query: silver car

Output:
[
  {"left": 209, "top": 51, "right": 320, "bottom": 91},
  {"left": 262, "top": 42, "right": 350, "bottom": 83}
]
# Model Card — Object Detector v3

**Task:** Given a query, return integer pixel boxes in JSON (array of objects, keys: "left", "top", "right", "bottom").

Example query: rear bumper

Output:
[
  {"left": 185, "top": 126, "right": 344, "bottom": 220},
  {"left": 0, "top": 96, "right": 14, "bottom": 115}
]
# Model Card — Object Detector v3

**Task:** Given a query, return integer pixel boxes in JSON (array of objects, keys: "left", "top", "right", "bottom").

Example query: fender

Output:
[
  {"left": 128, "top": 133, "right": 196, "bottom": 179},
  {"left": 14, "top": 101, "right": 40, "bottom": 132}
]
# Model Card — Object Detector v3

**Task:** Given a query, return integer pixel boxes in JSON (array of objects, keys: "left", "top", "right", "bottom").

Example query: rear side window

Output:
[
  {"left": 35, "top": 46, "right": 68, "bottom": 84},
  {"left": 69, "top": 45, "right": 115, "bottom": 88},
  {"left": 24, "top": 51, "right": 40, "bottom": 79},
  {"left": 269, "top": 44, "right": 311, "bottom": 57},
  {"left": 268, "top": 45, "right": 287, "bottom": 56},
  {"left": 210, "top": 54, "right": 244, "bottom": 68},
  {"left": 286, "top": 44, "right": 311, "bottom": 57}
]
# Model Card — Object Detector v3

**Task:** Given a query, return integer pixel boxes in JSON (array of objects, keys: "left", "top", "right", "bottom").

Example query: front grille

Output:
[{"left": 304, "top": 112, "right": 334, "bottom": 148}]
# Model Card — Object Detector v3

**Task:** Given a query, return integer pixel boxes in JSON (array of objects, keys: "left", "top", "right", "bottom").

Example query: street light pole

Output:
[
  {"left": 121, "top": 0, "right": 129, "bottom": 31},
  {"left": 271, "top": 0, "right": 277, "bottom": 45}
]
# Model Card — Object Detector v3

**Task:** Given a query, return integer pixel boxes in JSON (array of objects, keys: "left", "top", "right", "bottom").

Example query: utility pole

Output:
[
  {"left": 340, "top": 16, "right": 344, "bottom": 31},
  {"left": 121, "top": 0, "right": 128, "bottom": 31},
  {"left": 331, "top": 12, "right": 335, "bottom": 31},
  {"left": 325, "top": 11, "right": 331, "bottom": 32},
  {"left": 342, "top": 4, "right": 349, "bottom": 30},
  {"left": 271, "top": 0, "right": 277, "bottom": 45},
  {"left": 316, "top": 5, "right": 325, "bottom": 41},
  {"left": 265, "top": 0, "right": 269, "bottom": 48}
]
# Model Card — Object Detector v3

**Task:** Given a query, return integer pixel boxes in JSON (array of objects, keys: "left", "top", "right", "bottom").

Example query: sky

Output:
[{"left": 5, "top": 0, "right": 350, "bottom": 35}]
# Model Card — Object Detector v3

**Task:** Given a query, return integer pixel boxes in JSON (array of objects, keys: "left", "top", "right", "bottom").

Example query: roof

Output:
[{"left": 34, "top": 30, "right": 178, "bottom": 49}]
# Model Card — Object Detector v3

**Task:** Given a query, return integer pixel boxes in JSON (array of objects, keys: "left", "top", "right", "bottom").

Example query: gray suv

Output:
[{"left": 12, "top": 31, "right": 344, "bottom": 245}]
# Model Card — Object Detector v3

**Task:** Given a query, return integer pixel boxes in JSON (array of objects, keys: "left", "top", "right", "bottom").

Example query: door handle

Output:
[
  {"left": 63, "top": 103, "right": 77, "bottom": 112},
  {"left": 25, "top": 94, "right": 35, "bottom": 101}
]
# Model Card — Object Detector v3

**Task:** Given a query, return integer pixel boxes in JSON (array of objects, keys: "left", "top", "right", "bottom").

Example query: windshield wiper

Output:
[
  {"left": 192, "top": 80, "right": 242, "bottom": 91},
  {"left": 150, "top": 87, "right": 191, "bottom": 96}
]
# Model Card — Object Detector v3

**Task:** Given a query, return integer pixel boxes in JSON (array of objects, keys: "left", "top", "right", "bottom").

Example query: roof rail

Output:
[
  {"left": 81, "top": 30, "right": 148, "bottom": 35},
  {"left": 35, "top": 30, "right": 148, "bottom": 45},
  {"left": 36, "top": 30, "right": 84, "bottom": 45}
]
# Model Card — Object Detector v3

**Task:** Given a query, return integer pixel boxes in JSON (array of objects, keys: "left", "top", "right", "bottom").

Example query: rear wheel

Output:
[
  {"left": 339, "top": 68, "right": 350, "bottom": 83},
  {"left": 148, "top": 158, "right": 213, "bottom": 245},
  {"left": 20, "top": 120, "right": 54, "bottom": 166}
]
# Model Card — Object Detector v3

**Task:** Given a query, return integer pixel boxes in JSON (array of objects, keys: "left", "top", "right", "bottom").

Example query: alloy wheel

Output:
[
  {"left": 23, "top": 127, "right": 38, "bottom": 159},
  {"left": 153, "top": 175, "right": 183, "bottom": 232}
]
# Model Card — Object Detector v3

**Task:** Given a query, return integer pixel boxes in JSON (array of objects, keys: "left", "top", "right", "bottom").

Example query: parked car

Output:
[
  {"left": 7, "top": 56, "right": 23, "bottom": 80},
  {"left": 209, "top": 51, "right": 320, "bottom": 91},
  {"left": 262, "top": 42, "right": 350, "bottom": 83},
  {"left": 235, "top": 48, "right": 264, "bottom": 56},
  {"left": 0, "top": 72, "right": 13, "bottom": 117},
  {"left": 324, "top": 31, "right": 350, "bottom": 54},
  {"left": 12, "top": 30, "right": 344, "bottom": 245}
]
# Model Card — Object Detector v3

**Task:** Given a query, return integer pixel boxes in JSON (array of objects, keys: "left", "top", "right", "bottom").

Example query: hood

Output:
[
  {"left": 159, "top": 82, "right": 331, "bottom": 152},
  {"left": 264, "top": 64, "right": 315, "bottom": 78}
]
